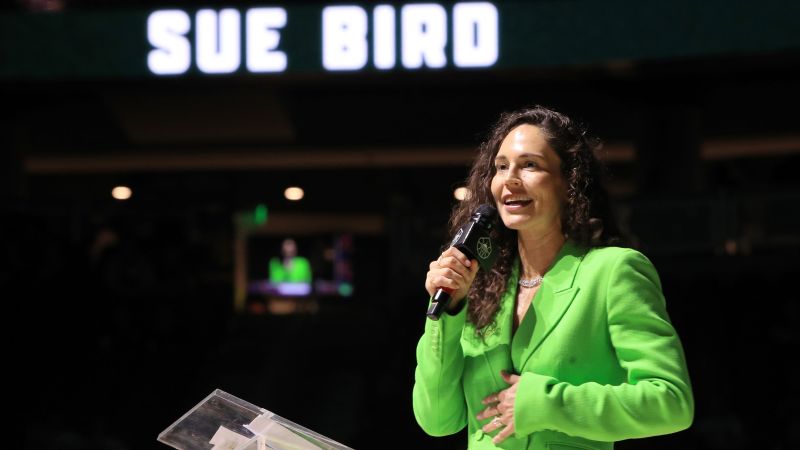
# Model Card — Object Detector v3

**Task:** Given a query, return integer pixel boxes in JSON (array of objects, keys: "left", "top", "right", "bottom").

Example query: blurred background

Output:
[{"left": 3, "top": 0, "right": 799, "bottom": 449}]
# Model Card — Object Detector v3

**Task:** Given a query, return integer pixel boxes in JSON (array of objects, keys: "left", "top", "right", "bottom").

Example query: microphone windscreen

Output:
[{"left": 475, "top": 204, "right": 498, "bottom": 220}]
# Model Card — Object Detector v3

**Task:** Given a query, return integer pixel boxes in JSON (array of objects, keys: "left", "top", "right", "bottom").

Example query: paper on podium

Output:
[{"left": 158, "top": 389, "right": 355, "bottom": 450}]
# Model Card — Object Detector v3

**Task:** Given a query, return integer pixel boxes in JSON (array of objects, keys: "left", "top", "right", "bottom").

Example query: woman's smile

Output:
[
  {"left": 501, "top": 194, "right": 533, "bottom": 211},
  {"left": 491, "top": 124, "right": 566, "bottom": 235}
]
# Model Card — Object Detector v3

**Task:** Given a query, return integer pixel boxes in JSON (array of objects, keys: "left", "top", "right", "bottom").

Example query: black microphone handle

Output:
[{"left": 426, "top": 288, "right": 453, "bottom": 320}]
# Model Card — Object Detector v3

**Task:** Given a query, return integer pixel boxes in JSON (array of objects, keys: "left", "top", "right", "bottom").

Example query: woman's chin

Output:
[
  {"left": 501, "top": 215, "right": 557, "bottom": 234},
  {"left": 501, "top": 217, "right": 529, "bottom": 230}
]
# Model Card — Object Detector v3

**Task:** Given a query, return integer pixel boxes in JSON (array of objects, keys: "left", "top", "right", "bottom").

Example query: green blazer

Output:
[{"left": 413, "top": 240, "right": 694, "bottom": 449}]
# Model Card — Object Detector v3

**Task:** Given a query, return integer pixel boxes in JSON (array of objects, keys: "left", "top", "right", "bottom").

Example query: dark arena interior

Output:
[{"left": 3, "top": 1, "right": 799, "bottom": 449}]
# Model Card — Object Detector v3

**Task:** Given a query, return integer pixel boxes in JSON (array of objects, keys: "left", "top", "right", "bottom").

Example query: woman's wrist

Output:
[{"left": 446, "top": 297, "right": 466, "bottom": 315}]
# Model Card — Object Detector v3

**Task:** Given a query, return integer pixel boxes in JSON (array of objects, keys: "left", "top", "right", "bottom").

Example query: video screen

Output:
[{"left": 245, "top": 233, "right": 354, "bottom": 301}]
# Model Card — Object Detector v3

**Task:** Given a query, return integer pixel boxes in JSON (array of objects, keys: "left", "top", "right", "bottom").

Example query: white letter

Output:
[
  {"left": 373, "top": 5, "right": 395, "bottom": 70},
  {"left": 147, "top": 10, "right": 191, "bottom": 75},
  {"left": 453, "top": 2, "right": 498, "bottom": 68},
  {"left": 401, "top": 4, "right": 447, "bottom": 69},
  {"left": 195, "top": 9, "right": 241, "bottom": 74},
  {"left": 246, "top": 8, "right": 288, "bottom": 72},
  {"left": 322, "top": 6, "right": 368, "bottom": 71}
]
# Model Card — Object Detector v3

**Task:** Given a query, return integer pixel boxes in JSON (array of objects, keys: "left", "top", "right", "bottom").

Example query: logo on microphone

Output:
[
  {"left": 477, "top": 237, "right": 492, "bottom": 259},
  {"left": 451, "top": 228, "right": 464, "bottom": 246}
]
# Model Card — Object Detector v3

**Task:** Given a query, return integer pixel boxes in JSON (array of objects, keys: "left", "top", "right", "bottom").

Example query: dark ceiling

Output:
[{"left": 3, "top": 2, "right": 800, "bottom": 218}]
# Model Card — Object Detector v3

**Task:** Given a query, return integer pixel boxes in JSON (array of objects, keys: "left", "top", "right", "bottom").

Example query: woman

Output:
[{"left": 413, "top": 106, "right": 693, "bottom": 449}]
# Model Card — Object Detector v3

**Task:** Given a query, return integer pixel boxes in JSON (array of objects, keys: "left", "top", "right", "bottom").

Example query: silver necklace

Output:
[{"left": 518, "top": 275, "right": 543, "bottom": 288}]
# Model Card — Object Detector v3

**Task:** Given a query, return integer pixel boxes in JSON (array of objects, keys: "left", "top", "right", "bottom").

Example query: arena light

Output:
[
  {"left": 112, "top": 185, "right": 132, "bottom": 200},
  {"left": 453, "top": 186, "right": 470, "bottom": 201},
  {"left": 284, "top": 186, "right": 304, "bottom": 201}
]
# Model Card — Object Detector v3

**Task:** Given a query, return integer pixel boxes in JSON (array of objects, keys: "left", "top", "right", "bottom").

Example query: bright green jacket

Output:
[
  {"left": 413, "top": 240, "right": 694, "bottom": 449},
  {"left": 269, "top": 256, "right": 312, "bottom": 283}
]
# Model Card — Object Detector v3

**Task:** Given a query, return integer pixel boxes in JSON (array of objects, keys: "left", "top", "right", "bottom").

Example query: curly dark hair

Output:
[{"left": 448, "top": 105, "right": 621, "bottom": 332}]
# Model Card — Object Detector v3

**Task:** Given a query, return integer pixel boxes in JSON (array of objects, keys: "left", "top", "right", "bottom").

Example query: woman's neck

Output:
[{"left": 517, "top": 228, "right": 566, "bottom": 279}]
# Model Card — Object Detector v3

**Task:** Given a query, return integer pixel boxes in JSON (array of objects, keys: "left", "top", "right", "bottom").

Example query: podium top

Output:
[{"left": 157, "top": 389, "right": 354, "bottom": 450}]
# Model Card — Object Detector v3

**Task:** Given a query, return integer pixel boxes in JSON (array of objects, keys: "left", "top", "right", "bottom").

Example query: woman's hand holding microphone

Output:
[{"left": 425, "top": 247, "right": 480, "bottom": 313}]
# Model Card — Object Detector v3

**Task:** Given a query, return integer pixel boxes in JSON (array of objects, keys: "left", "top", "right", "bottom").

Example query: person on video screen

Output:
[{"left": 269, "top": 238, "right": 312, "bottom": 295}]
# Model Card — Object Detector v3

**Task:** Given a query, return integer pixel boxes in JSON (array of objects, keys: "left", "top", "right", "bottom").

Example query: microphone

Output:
[{"left": 427, "top": 204, "right": 499, "bottom": 320}]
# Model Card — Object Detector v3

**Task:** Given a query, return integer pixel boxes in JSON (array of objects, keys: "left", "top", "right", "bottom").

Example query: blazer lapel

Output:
[
  {"left": 461, "top": 264, "right": 518, "bottom": 392},
  {"left": 460, "top": 263, "right": 516, "bottom": 357},
  {"left": 517, "top": 240, "right": 585, "bottom": 370}
]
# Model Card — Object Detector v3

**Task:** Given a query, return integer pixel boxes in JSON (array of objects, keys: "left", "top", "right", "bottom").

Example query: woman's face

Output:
[
  {"left": 282, "top": 239, "right": 297, "bottom": 257},
  {"left": 490, "top": 124, "right": 567, "bottom": 235}
]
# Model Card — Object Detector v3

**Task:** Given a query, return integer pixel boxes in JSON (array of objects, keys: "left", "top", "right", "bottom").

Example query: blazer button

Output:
[{"left": 475, "top": 430, "right": 485, "bottom": 440}]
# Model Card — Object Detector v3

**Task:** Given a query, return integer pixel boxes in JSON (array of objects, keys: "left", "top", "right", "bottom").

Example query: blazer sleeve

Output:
[
  {"left": 513, "top": 249, "right": 695, "bottom": 441},
  {"left": 412, "top": 301, "right": 469, "bottom": 436}
]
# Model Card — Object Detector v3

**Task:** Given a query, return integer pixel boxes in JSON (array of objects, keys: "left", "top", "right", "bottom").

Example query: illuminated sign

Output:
[
  {"left": 148, "top": 8, "right": 288, "bottom": 75},
  {"left": 145, "top": 2, "right": 499, "bottom": 76},
  {"left": 3, "top": 1, "right": 798, "bottom": 81},
  {"left": 321, "top": 3, "right": 498, "bottom": 71}
]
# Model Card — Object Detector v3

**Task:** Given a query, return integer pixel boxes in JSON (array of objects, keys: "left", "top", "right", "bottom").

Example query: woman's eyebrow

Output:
[
  {"left": 496, "top": 153, "right": 546, "bottom": 160},
  {"left": 517, "top": 152, "right": 547, "bottom": 159}
]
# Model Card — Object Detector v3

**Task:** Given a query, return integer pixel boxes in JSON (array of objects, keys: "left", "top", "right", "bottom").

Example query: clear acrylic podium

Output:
[{"left": 158, "top": 389, "right": 355, "bottom": 450}]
